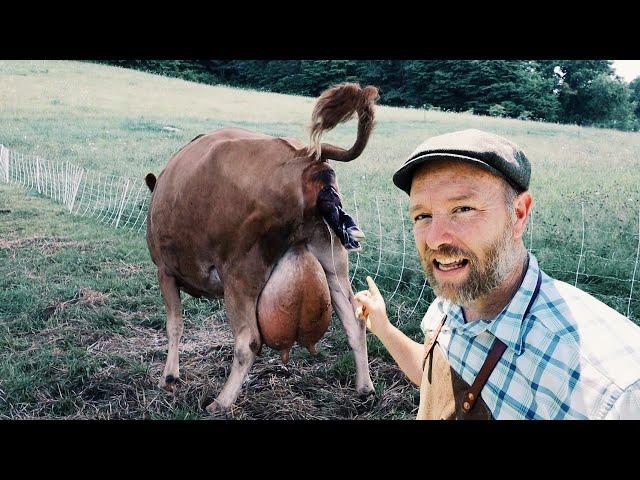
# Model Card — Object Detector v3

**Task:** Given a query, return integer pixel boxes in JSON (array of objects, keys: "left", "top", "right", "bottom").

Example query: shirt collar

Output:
[{"left": 437, "top": 253, "right": 541, "bottom": 355}]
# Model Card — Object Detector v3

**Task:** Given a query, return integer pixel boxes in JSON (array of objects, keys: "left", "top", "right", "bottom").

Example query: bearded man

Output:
[{"left": 354, "top": 129, "right": 640, "bottom": 419}]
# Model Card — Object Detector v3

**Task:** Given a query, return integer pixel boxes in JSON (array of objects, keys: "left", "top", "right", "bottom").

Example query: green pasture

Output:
[{"left": 1, "top": 60, "right": 639, "bottom": 418}]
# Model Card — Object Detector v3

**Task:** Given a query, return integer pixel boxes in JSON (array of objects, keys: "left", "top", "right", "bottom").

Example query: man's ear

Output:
[{"left": 512, "top": 191, "right": 532, "bottom": 240}]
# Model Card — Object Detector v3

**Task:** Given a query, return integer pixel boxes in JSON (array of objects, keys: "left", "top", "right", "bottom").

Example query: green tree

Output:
[
  {"left": 553, "top": 60, "right": 614, "bottom": 123},
  {"left": 403, "top": 60, "right": 559, "bottom": 120},
  {"left": 629, "top": 77, "right": 640, "bottom": 119},
  {"left": 580, "top": 74, "right": 637, "bottom": 130}
]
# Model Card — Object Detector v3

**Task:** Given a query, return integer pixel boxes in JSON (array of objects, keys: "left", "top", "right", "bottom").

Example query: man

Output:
[{"left": 354, "top": 129, "right": 640, "bottom": 419}]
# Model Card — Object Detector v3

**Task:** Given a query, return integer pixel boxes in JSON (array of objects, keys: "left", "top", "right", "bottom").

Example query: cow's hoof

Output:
[
  {"left": 206, "top": 400, "right": 232, "bottom": 419},
  {"left": 357, "top": 381, "right": 376, "bottom": 399},
  {"left": 158, "top": 374, "right": 180, "bottom": 392}
]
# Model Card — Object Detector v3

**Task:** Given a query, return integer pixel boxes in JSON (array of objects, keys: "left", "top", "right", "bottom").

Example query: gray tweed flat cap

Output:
[{"left": 392, "top": 129, "right": 531, "bottom": 195}]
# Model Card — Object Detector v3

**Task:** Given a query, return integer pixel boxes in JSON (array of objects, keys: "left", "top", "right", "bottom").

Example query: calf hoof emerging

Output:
[{"left": 158, "top": 374, "right": 180, "bottom": 392}]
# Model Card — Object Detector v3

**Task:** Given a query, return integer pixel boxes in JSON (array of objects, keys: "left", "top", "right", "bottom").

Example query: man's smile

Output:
[{"left": 433, "top": 257, "right": 470, "bottom": 274}]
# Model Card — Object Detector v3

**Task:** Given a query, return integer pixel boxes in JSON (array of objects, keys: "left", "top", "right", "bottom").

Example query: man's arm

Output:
[{"left": 354, "top": 276, "right": 425, "bottom": 386}]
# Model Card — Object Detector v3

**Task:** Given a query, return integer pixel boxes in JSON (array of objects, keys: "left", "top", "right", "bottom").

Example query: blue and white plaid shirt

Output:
[{"left": 420, "top": 253, "right": 640, "bottom": 419}]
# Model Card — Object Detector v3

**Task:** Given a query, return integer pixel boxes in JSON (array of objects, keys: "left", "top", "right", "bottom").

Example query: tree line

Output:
[{"left": 98, "top": 60, "right": 640, "bottom": 132}]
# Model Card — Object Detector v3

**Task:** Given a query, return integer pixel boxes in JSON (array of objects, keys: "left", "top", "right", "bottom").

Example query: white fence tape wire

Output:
[
  {"left": 575, "top": 202, "right": 586, "bottom": 287},
  {"left": 628, "top": 208, "right": 640, "bottom": 318},
  {"left": 1, "top": 144, "right": 640, "bottom": 324},
  {"left": 349, "top": 191, "right": 360, "bottom": 284},
  {"left": 1, "top": 146, "right": 152, "bottom": 235}
]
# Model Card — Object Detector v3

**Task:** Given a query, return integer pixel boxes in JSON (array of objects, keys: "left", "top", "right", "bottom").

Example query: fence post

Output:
[
  {"left": 628, "top": 207, "right": 640, "bottom": 320},
  {"left": 574, "top": 202, "right": 586, "bottom": 287},
  {"left": 114, "top": 178, "right": 130, "bottom": 228},
  {"left": 388, "top": 196, "right": 407, "bottom": 303},
  {"left": 69, "top": 168, "right": 84, "bottom": 213},
  {"left": 1, "top": 145, "right": 9, "bottom": 183},
  {"left": 374, "top": 196, "right": 383, "bottom": 281},
  {"left": 349, "top": 191, "right": 361, "bottom": 285},
  {"left": 36, "top": 158, "right": 41, "bottom": 193},
  {"left": 64, "top": 161, "right": 70, "bottom": 207}
]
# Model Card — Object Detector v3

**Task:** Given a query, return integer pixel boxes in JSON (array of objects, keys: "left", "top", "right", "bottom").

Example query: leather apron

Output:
[{"left": 416, "top": 269, "right": 542, "bottom": 420}]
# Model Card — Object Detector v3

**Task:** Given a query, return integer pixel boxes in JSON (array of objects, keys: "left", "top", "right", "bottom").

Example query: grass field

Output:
[{"left": 1, "top": 60, "right": 640, "bottom": 419}]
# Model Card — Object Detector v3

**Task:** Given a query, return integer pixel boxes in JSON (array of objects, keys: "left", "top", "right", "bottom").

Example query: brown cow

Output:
[{"left": 145, "top": 83, "right": 379, "bottom": 414}]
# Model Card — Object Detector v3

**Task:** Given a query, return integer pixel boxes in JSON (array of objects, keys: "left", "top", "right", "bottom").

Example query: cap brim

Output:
[{"left": 392, "top": 152, "right": 505, "bottom": 195}]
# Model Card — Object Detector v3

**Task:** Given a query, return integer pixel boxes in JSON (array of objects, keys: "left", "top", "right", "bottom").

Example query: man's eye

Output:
[
  {"left": 414, "top": 213, "right": 431, "bottom": 222},
  {"left": 454, "top": 206, "right": 474, "bottom": 214}
]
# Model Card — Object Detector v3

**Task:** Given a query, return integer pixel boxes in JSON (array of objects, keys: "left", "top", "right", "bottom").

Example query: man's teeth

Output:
[
  {"left": 435, "top": 258, "right": 466, "bottom": 271},
  {"left": 436, "top": 258, "right": 464, "bottom": 265}
]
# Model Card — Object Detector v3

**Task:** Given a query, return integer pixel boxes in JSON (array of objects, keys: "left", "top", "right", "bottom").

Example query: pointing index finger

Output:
[{"left": 366, "top": 276, "right": 381, "bottom": 296}]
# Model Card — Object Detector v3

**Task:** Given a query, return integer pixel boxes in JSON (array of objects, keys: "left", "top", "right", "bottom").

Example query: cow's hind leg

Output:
[
  {"left": 157, "top": 268, "right": 184, "bottom": 392},
  {"left": 325, "top": 271, "right": 375, "bottom": 397},
  {"left": 308, "top": 227, "right": 375, "bottom": 397},
  {"left": 206, "top": 287, "right": 262, "bottom": 415}
]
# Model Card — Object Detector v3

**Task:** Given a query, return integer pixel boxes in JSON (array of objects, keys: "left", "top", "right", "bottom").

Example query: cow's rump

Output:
[{"left": 147, "top": 128, "right": 315, "bottom": 294}]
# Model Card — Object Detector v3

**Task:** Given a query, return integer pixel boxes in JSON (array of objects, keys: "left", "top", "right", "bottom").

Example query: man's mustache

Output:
[{"left": 423, "top": 244, "right": 477, "bottom": 263}]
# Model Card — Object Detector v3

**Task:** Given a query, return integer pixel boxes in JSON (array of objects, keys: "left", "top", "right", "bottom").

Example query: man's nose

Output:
[{"left": 424, "top": 213, "right": 455, "bottom": 251}]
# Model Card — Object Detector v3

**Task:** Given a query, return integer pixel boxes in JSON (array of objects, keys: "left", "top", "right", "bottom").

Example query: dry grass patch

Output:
[
  {"left": 0, "top": 235, "right": 89, "bottom": 256},
  {"left": 41, "top": 287, "right": 110, "bottom": 320}
]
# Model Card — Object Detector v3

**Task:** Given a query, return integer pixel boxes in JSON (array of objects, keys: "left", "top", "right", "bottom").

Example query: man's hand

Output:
[
  {"left": 355, "top": 276, "right": 425, "bottom": 387},
  {"left": 354, "top": 276, "right": 391, "bottom": 337}
]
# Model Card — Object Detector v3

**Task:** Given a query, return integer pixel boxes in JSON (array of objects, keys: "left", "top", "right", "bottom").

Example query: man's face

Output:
[{"left": 409, "top": 159, "right": 524, "bottom": 305}]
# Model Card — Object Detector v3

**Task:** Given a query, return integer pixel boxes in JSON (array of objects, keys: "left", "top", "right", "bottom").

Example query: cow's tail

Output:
[
  {"left": 145, "top": 173, "right": 156, "bottom": 192},
  {"left": 308, "top": 83, "right": 379, "bottom": 162}
]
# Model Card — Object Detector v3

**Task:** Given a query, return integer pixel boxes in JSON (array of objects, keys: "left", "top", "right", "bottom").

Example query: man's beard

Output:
[{"left": 420, "top": 222, "right": 523, "bottom": 306}]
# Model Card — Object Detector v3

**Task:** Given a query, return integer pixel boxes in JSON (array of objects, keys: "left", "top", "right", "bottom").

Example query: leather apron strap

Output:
[
  {"left": 423, "top": 316, "right": 507, "bottom": 415},
  {"left": 422, "top": 314, "right": 448, "bottom": 370},
  {"left": 461, "top": 338, "right": 507, "bottom": 412}
]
